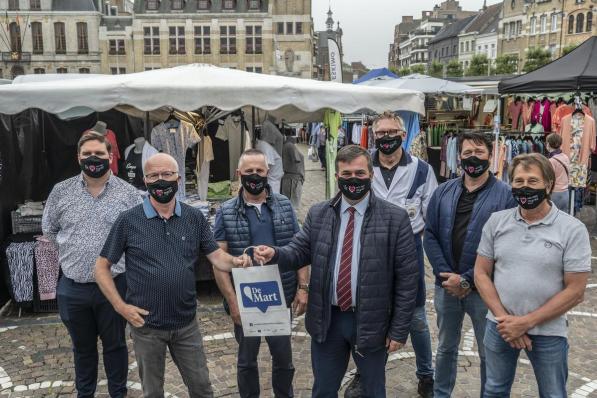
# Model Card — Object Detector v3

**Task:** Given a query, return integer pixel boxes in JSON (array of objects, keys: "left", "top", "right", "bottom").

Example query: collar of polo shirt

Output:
[{"left": 143, "top": 196, "right": 182, "bottom": 219}]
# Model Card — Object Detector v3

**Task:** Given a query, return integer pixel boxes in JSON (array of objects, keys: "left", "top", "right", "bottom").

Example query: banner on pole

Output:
[{"left": 328, "top": 38, "right": 343, "bottom": 83}]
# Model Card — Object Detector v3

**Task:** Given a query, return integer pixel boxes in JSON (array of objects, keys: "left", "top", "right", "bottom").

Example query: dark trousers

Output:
[
  {"left": 57, "top": 274, "right": 128, "bottom": 398},
  {"left": 318, "top": 145, "right": 327, "bottom": 168},
  {"left": 234, "top": 324, "right": 295, "bottom": 398},
  {"left": 311, "top": 307, "right": 387, "bottom": 398}
]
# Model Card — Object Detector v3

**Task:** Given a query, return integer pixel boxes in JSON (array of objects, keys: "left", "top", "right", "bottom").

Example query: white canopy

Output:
[
  {"left": 0, "top": 64, "right": 425, "bottom": 122},
  {"left": 359, "top": 73, "right": 481, "bottom": 95}
]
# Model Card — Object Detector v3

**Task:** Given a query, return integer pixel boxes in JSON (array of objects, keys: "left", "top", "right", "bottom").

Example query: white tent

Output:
[
  {"left": 0, "top": 64, "right": 425, "bottom": 122},
  {"left": 359, "top": 73, "right": 481, "bottom": 95}
]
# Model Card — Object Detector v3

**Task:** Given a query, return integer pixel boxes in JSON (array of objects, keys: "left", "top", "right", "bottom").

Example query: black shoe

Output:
[
  {"left": 344, "top": 373, "right": 362, "bottom": 398},
  {"left": 417, "top": 376, "right": 434, "bottom": 398}
]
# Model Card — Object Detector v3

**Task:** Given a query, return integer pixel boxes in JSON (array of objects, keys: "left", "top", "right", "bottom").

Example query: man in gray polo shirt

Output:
[{"left": 475, "top": 153, "right": 591, "bottom": 397}]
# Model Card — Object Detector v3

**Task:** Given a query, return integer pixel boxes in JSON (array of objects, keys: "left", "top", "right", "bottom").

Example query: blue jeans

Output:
[
  {"left": 551, "top": 191, "right": 569, "bottom": 214},
  {"left": 434, "top": 286, "right": 488, "bottom": 398},
  {"left": 311, "top": 307, "right": 387, "bottom": 398},
  {"left": 410, "top": 305, "right": 434, "bottom": 379},
  {"left": 483, "top": 321, "right": 569, "bottom": 398}
]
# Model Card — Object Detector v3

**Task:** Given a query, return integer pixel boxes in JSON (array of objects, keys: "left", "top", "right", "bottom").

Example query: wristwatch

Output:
[
  {"left": 298, "top": 283, "right": 309, "bottom": 293},
  {"left": 459, "top": 277, "right": 471, "bottom": 290}
]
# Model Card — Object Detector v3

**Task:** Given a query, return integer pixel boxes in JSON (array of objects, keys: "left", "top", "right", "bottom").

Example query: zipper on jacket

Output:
[{"left": 354, "top": 204, "right": 372, "bottom": 354}]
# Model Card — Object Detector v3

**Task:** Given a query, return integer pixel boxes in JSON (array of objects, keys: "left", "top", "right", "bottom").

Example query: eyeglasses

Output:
[
  {"left": 374, "top": 130, "right": 403, "bottom": 139},
  {"left": 144, "top": 171, "right": 178, "bottom": 182}
]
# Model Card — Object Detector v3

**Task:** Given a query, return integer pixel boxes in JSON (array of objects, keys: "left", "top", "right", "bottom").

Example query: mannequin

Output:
[
  {"left": 134, "top": 137, "right": 145, "bottom": 154},
  {"left": 92, "top": 121, "right": 107, "bottom": 135},
  {"left": 123, "top": 137, "right": 159, "bottom": 190}
]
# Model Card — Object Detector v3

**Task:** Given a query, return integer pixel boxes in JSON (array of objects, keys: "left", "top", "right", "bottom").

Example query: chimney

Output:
[{"left": 402, "top": 16, "right": 414, "bottom": 23}]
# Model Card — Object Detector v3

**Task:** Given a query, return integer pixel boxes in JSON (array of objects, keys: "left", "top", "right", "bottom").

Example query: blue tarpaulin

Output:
[{"left": 352, "top": 68, "right": 398, "bottom": 84}]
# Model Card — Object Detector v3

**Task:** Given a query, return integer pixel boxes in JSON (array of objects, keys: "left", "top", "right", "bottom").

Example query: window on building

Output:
[
  {"left": 31, "top": 22, "right": 43, "bottom": 54},
  {"left": 169, "top": 26, "right": 185, "bottom": 54},
  {"left": 79, "top": 68, "right": 90, "bottom": 74},
  {"left": 491, "top": 43, "right": 496, "bottom": 58},
  {"left": 247, "top": 0, "right": 260, "bottom": 10},
  {"left": 569, "top": 14, "right": 575, "bottom": 34},
  {"left": 220, "top": 25, "right": 236, "bottom": 54},
  {"left": 171, "top": 0, "right": 184, "bottom": 10},
  {"left": 465, "top": 41, "right": 469, "bottom": 52},
  {"left": 222, "top": 0, "right": 235, "bottom": 10},
  {"left": 9, "top": 22, "right": 21, "bottom": 53},
  {"left": 296, "top": 22, "right": 303, "bottom": 34},
  {"left": 194, "top": 26, "right": 211, "bottom": 54},
  {"left": 77, "top": 22, "right": 89, "bottom": 54},
  {"left": 146, "top": 0, "right": 160, "bottom": 10},
  {"left": 453, "top": 44, "right": 457, "bottom": 55},
  {"left": 530, "top": 16, "right": 537, "bottom": 35},
  {"left": 511, "top": 0, "right": 515, "bottom": 9},
  {"left": 587, "top": 12, "right": 593, "bottom": 32},
  {"left": 111, "top": 67, "right": 126, "bottom": 74},
  {"left": 576, "top": 13, "right": 584, "bottom": 33},
  {"left": 144, "top": 26, "right": 160, "bottom": 55},
  {"left": 516, "top": 20, "right": 522, "bottom": 35},
  {"left": 460, "top": 42, "right": 464, "bottom": 52},
  {"left": 109, "top": 39, "right": 125, "bottom": 55},
  {"left": 504, "top": 23, "right": 510, "bottom": 37},
  {"left": 8, "top": 0, "right": 19, "bottom": 10},
  {"left": 30, "top": 0, "right": 41, "bottom": 10},
  {"left": 286, "top": 22, "right": 294, "bottom": 35},
  {"left": 246, "top": 66, "right": 262, "bottom": 73},
  {"left": 551, "top": 13, "right": 558, "bottom": 32},
  {"left": 56, "top": 67, "right": 68, "bottom": 74},
  {"left": 54, "top": 22, "right": 66, "bottom": 54},
  {"left": 277, "top": 22, "right": 284, "bottom": 34},
  {"left": 33, "top": 68, "right": 45, "bottom": 74},
  {"left": 245, "top": 25, "right": 262, "bottom": 54},
  {"left": 0, "top": 69, "right": 2, "bottom": 78},
  {"left": 197, "top": 0, "right": 210, "bottom": 10},
  {"left": 540, "top": 15, "right": 547, "bottom": 33}
]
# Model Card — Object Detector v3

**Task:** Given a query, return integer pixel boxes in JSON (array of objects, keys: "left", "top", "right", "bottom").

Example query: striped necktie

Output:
[{"left": 337, "top": 207, "right": 356, "bottom": 311}]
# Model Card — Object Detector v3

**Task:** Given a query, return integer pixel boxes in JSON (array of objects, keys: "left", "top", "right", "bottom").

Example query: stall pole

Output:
[
  {"left": 144, "top": 112, "right": 150, "bottom": 141},
  {"left": 240, "top": 110, "right": 245, "bottom": 152},
  {"left": 251, "top": 106, "right": 256, "bottom": 147},
  {"left": 493, "top": 98, "right": 501, "bottom": 173}
]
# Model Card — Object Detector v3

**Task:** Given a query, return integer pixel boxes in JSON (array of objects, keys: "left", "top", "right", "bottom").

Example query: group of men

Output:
[{"left": 42, "top": 108, "right": 591, "bottom": 398}]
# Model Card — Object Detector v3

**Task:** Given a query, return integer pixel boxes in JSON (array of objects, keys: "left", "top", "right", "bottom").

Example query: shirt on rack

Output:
[
  {"left": 6, "top": 242, "right": 36, "bottom": 302},
  {"left": 124, "top": 150, "right": 145, "bottom": 190},
  {"left": 507, "top": 101, "right": 523, "bottom": 130},
  {"left": 217, "top": 115, "right": 245, "bottom": 180},
  {"left": 151, "top": 120, "right": 201, "bottom": 200},
  {"left": 256, "top": 139, "right": 283, "bottom": 194},
  {"left": 351, "top": 123, "right": 362, "bottom": 145},
  {"left": 35, "top": 240, "right": 59, "bottom": 300}
]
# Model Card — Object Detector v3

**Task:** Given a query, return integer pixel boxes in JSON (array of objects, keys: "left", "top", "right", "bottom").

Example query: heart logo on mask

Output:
[
  {"left": 520, "top": 197, "right": 527, "bottom": 204},
  {"left": 156, "top": 189, "right": 163, "bottom": 195},
  {"left": 349, "top": 186, "right": 356, "bottom": 193},
  {"left": 467, "top": 167, "right": 474, "bottom": 173},
  {"left": 250, "top": 183, "right": 256, "bottom": 189},
  {"left": 89, "top": 165, "right": 96, "bottom": 172},
  {"left": 383, "top": 144, "right": 390, "bottom": 149}
]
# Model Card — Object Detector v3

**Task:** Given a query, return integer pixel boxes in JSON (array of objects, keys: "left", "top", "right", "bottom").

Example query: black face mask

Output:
[
  {"left": 461, "top": 156, "right": 490, "bottom": 178},
  {"left": 512, "top": 186, "right": 547, "bottom": 210},
  {"left": 241, "top": 173, "right": 268, "bottom": 195},
  {"left": 80, "top": 156, "right": 110, "bottom": 178},
  {"left": 147, "top": 180, "right": 178, "bottom": 204},
  {"left": 338, "top": 177, "right": 371, "bottom": 201},
  {"left": 375, "top": 136, "right": 402, "bottom": 155}
]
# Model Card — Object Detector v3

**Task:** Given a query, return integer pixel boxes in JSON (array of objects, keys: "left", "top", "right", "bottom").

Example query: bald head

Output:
[{"left": 144, "top": 153, "right": 179, "bottom": 175}]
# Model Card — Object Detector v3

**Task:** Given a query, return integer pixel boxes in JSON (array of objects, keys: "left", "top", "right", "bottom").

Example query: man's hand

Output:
[
  {"left": 386, "top": 338, "right": 404, "bottom": 353},
  {"left": 233, "top": 253, "right": 253, "bottom": 268},
  {"left": 253, "top": 245, "right": 275, "bottom": 265},
  {"left": 508, "top": 334, "right": 533, "bottom": 351},
  {"left": 116, "top": 303, "right": 149, "bottom": 328},
  {"left": 440, "top": 272, "right": 470, "bottom": 299},
  {"left": 495, "top": 315, "right": 532, "bottom": 341},
  {"left": 228, "top": 300, "right": 242, "bottom": 326},
  {"left": 292, "top": 289, "right": 308, "bottom": 317}
]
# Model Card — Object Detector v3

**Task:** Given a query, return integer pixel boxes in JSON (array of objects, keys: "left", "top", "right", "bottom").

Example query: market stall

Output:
[{"left": 0, "top": 64, "right": 425, "bottom": 311}]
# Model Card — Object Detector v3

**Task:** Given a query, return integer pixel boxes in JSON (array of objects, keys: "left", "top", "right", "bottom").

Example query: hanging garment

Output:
[
  {"left": 196, "top": 136, "right": 214, "bottom": 201},
  {"left": 360, "top": 125, "right": 369, "bottom": 149},
  {"left": 532, "top": 99, "right": 552, "bottom": 132},
  {"left": 261, "top": 119, "right": 284, "bottom": 156},
  {"left": 507, "top": 101, "right": 523, "bottom": 130},
  {"left": 123, "top": 142, "right": 159, "bottom": 170},
  {"left": 281, "top": 138, "right": 305, "bottom": 209},
  {"left": 123, "top": 150, "right": 145, "bottom": 190},
  {"left": 6, "top": 242, "right": 36, "bottom": 303},
  {"left": 397, "top": 111, "right": 421, "bottom": 152},
  {"left": 562, "top": 114, "right": 593, "bottom": 188},
  {"left": 409, "top": 130, "right": 428, "bottom": 161},
  {"left": 351, "top": 123, "right": 362, "bottom": 144},
  {"left": 552, "top": 105, "right": 573, "bottom": 134},
  {"left": 34, "top": 240, "right": 59, "bottom": 301},
  {"left": 256, "top": 139, "right": 283, "bottom": 194},
  {"left": 151, "top": 120, "right": 201, "bottom": 200},
  {"left": 216, "top": 115, "right": 244, "bottom": 181},
  {"left": 521, "top": 102, "right": 534, "bottom": 132}
]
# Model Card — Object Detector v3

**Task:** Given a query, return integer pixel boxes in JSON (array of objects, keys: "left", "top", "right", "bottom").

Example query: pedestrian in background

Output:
[{"left": 546, "top": 133, "right": 570, "bottom": 213}]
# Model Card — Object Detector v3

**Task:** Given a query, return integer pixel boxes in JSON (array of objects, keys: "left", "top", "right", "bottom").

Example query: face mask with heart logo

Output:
[
  {"left": 460, "top": 156, "right": 489, "bottom": 178},
  {"left": 375, "top": 135, "right": 402, "bottom": 155},
  {"left": 241, "top": 173, "right": 268, "bottom": 195},
  {"left": 511, "top": 186, "right": 547, "bottom": 210},
  {"left": 147, "top": 179, "right": 178, "bottom": 204},
  {"left": 80, "top": 156, "right": 110, "bottom": 178},
  {"left": 338, "top": 177, "right": 371, "bottom": 201}
]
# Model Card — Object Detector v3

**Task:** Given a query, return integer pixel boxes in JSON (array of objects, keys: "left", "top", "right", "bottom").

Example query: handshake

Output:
[{"left": 232, "top": 245, "right": 276, "bottom": 268}]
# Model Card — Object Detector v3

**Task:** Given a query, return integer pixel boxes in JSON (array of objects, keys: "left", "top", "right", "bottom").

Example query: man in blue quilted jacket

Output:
[
  {"left": 213, "top": 149, "right": 310, "bottom": 398},
  {"left": 255, "top": 145, "right": 420, "bottom": 398},
  {"left": 424, "top": 132, "right": 517, "bottom": 397}
]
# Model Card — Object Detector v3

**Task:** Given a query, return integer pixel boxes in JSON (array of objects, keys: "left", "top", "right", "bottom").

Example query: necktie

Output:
[{"left": 337, "top": 207, "right": 356, "bottom": 311}]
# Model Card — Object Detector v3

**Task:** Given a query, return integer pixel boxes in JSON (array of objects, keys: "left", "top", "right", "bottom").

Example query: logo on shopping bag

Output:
[{"left": 240, "top": 282, "right": 282, "bottom": 313}]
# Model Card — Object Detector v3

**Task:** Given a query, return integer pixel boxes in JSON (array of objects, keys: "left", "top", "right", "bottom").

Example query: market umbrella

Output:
[{"left": 359, "top": 73, "right": 481, "bottom": 95}]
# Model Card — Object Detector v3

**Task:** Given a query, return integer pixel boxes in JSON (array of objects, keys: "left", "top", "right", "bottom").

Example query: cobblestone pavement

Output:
[{"left": 1, "top": 145, "right": 597, "bottom": 397}]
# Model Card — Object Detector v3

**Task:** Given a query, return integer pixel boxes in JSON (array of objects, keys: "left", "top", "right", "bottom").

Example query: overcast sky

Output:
[{"left": 312, "top": 0, "right": 502, "bottom": 69}]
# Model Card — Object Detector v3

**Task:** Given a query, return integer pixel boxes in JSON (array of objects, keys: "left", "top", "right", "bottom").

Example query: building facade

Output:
[
  {"left": 399, "top": 20, "right": 444, "bottom": 69},
  {"left": 100, "top": 0, "right": 314, "bottom": 77},
  {"left": 562, "top": 0, "right": 597, "bottom": 53},
  {"left": 0, "top": 0, "right": 102, "bottom": 78},
  {"left": 314, "top": 7, "right": 343, "bottom": 81},
  {"left": 458, "top": 2, "right": 502, "bottom": 74},
  {"left": 428, "top": 16, "right": 475, "bottom": 68}
]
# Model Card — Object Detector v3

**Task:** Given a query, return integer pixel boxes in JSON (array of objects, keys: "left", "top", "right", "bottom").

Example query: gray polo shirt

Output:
[{"left": 477, "top": 204, "right": 591, "bottom": 338}]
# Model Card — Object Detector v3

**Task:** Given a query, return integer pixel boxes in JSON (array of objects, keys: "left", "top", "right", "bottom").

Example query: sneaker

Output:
[
  {"left": 417, "top": 377, "right": 434, "bottom": 398},
  {"left": 344, "top": 373, "right": 362, "bottom": 398}
]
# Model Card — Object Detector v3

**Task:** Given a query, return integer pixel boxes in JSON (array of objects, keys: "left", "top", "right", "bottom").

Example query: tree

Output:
[
  {"left": 562, "top": 44, "right": 579, "bottom": 56},
  {"left": 410, "top": 64, "right": 426, "bottom": 74},
  {"left": 494, "top": 54, "right": 518, "bottom": 75},
  {"left": 466, "top": 54, "right": 490, "bottom": 76},
  {"left": 523, "top": 48, "right": 552, "bottom": 73},
  {"left": 388, "top": 66, "right": 399, "bottom": 75},
  {"left": 445, "top": 60, "right": 463, "bottom": 78},
  {"left": 398, "top": 67, "right": 411, "bottom": 76},
  {"left": 429, "top": 61, "right": 443, "bottom": 78}
]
